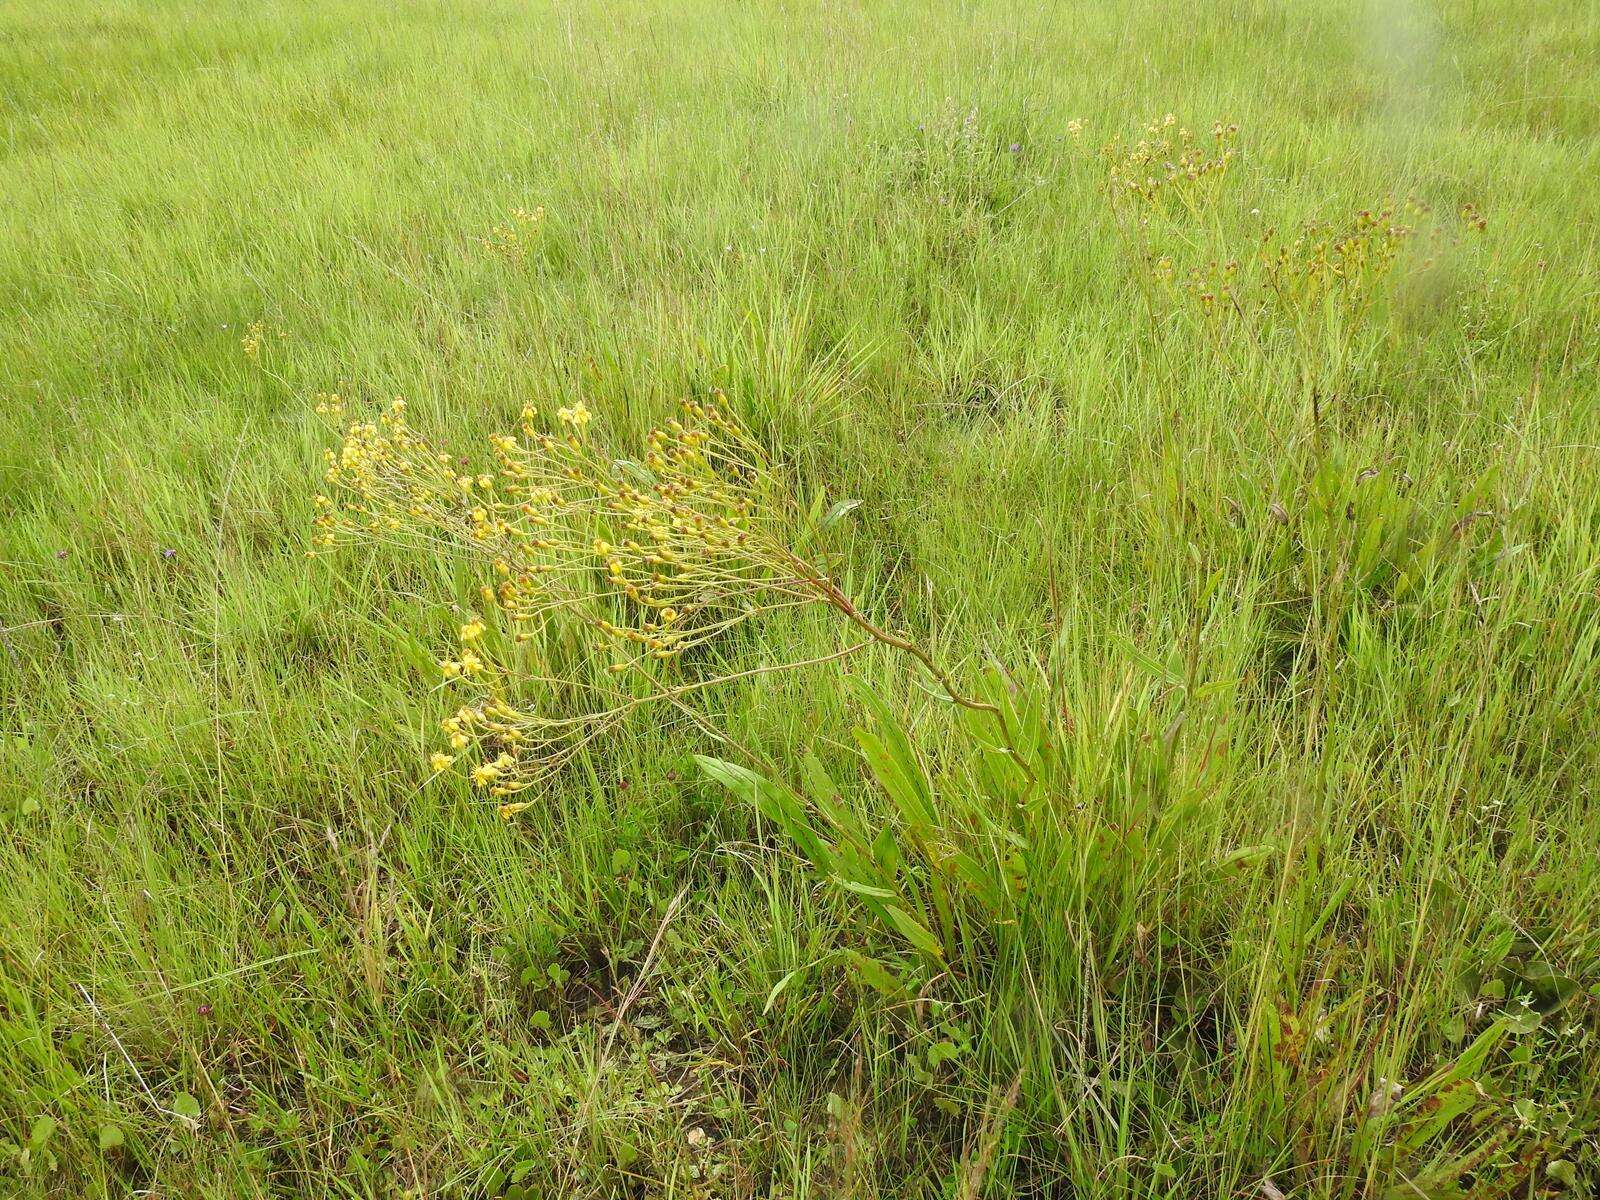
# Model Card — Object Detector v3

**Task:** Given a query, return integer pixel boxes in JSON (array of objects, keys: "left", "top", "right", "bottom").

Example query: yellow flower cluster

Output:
[
  {"left": 479, "top": 205, "right": 546, "bottom": 263},
  {"left": 1097, "top": 117, "right": 1473, "bottom": 365},
  {"left": 1101, "top": 115, "right": 1238, "bottom": 216},
  {"left": 311, "top": 392, "right": 831, "bottom": 800},
  {"left": 1258, "top": 202, "right": 1420, "bottom": 312},
  {"left": 1143, "top": 195, "right": 1441, "bottom": 369},
  {"left": 241, "top": 319, "right": 286, "bottom": 362}
]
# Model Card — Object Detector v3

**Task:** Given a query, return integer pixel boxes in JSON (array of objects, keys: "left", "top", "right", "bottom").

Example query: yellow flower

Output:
[
  {"left": 459, "top": 650, "right": 484, "bottom": 674},
  {"left": 659, "top": 607, "right": 678, "bottom": 625},
  {"left": 471, "top": 763, "right": 499, "bottom": 787},
  {"left": 593, "top": 538, "right": 611, "bottom": 556},
  {"left": 430, "top": 752, "right": 455, "bottom": 772},
  {"left": 460, "top": 619, "right": 485, "bottom": 642},
  {"left": 558, "top": 401, "right": 592, "bottom": 428},
  {"left": 241, "top": 321, "right": 267, "bottom": 361}
]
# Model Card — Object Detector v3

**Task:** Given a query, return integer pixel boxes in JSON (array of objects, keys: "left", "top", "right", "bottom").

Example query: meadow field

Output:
[{"left": 3, "top": 0, "right": 1599, "bottom": 1195}]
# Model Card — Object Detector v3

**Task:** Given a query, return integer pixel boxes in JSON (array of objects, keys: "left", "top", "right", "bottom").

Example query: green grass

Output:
[{"left": 3, "top": 0, "right": 1599, "bottom": 1194}]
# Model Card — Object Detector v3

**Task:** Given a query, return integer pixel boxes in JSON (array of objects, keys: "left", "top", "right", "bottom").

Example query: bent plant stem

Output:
[{"left": 788, "top": 553, "right": 1038, "bottom": 782}]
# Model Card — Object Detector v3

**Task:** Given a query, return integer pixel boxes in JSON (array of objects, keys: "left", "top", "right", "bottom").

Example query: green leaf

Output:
[
  {"left": 763, "top": 961, "right": 819, "bottom": 1014},
  {"left": 820, "top": 498, "right": 861, "bottom": 529},
  {"left": 173, "top": 1092, "right": 202, "bottom": 1121},
  {"left": 697, "top": 755, "right": 836, "bottom": 874},
  {"left": 1505, "top": 1003, "right": 1542, "bottom": 1035},
  {"left": 1109, "top": 632, "right": 1187, "bottom": 688},
  {"left": 855, "top": 729, "right": 935, "bottom": 829},
  {"left": 883, "top": 905, "right": 944, "bottom": 962},
  {"left": 1426, "top": 1017, "right": 1508, "bottom": 1092},
  {"left": 97, "top": 1124, "right": 124, "bottom": 1153},
  {"left": 1215, "top": 844, "right": 1277, "bottom": 871},
  {"left": 695, "top": 755, "right": 767, "bottom": 800},
  {"left": 850, "top": 685, "right": 937, "bottom": 831},
  {"left": 27, "top": 1116, "right": 56, "bottom": 1150},
  {"left": 799, "top": 751, "right": 839, "bottom": 806},
  {"left": 844, "top": 684, "right": 934, "bottom": 800},
  {"left": 830, "top": 876, "right": 898, "bottom": 900},
  {"left": 611, "top": 457, "right": 658, "bottom": 488},
  {"left": 1396, "top": 1080, "right": 1479, "bottom": 1150},
  {"left": 802, "top": 751, "right": 867, "bottom": 844},
  {"left": 949, "top": 849, "right": 1009, "bottom": 911},
  {"left": 843, "top": 950, "right": 906, "bottom": 998},
  {"left": 869, "top": 825, "right": 903, "bottom": 876}
]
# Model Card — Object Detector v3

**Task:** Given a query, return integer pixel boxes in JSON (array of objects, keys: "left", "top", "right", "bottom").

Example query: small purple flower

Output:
[
  {"left": 56, "top": 549, "right": 69, "bottom": 560},
  {"left": 1009, "top": 142, "right": 1022, "bottom": 154},
  {"left": 160, "top": 548, "right": 177, "bottom": 560}
]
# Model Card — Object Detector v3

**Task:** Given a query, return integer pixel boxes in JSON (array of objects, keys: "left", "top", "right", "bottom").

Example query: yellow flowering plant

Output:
[
  {"left": 478, "top": 205, "right": 546, "bottom": 263},
  {"left": 1099, "top": 114, "right": 1239, "bottom": 223},
  {"left": 1095, "top": 117, "right": 1486, "bottom": 434},
  {"left": 312, "top": 392, "right": 1016, "bottom": 815}
]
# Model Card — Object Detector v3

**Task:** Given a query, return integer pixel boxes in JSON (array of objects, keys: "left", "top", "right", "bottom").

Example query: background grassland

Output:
[{"left": 2, "top": 0, "right": 1599, "bottom": 1195}]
